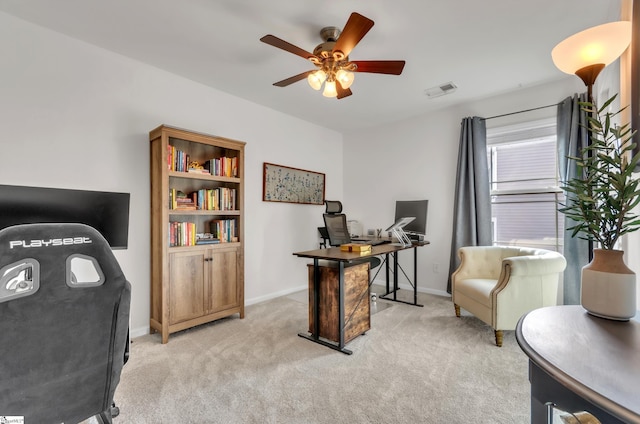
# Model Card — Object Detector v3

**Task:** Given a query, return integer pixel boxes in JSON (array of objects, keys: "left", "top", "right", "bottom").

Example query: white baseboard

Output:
[
  {"left": 130, "top": 282, "right": 450, "bottom": 339},
  {"left": 130, "top": 285, "right": 309, "bottom": 339},
  {"left": 245, "top": 285, "right": 308, "bottom": 306},
  {"left": 131, "top": 326, "right": 151, "bottom": 339}
]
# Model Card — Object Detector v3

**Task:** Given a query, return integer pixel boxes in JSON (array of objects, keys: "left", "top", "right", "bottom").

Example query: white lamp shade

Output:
[
  {"left": 307, "top": 70, "right": 326, "bottom": 91},
  {"left": 322, "top": 80, "right": 337, "bottom": 97},
  {"left": 335, "top": 69, "right": 355, "bottom": 89},
  {"left": 551, "top": 21, "right": 632, "bottom": 75}
]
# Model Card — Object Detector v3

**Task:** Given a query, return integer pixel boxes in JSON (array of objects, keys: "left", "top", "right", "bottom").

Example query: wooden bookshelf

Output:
[{"left": 149, "top": 125, "right": 245, "bottom": 343}]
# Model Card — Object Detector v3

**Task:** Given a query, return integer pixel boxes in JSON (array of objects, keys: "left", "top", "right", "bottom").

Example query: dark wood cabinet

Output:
[
  {"left": 307, "top": 262, "right": 370, "bottom": 344},
  {"left": 517, "top": 306, "right": 640, "bottom": 424}
]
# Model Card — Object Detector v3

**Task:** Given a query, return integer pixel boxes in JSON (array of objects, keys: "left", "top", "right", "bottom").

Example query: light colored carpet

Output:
[{"left": 112, "top": 287, "right": 530, "bottom": 424}]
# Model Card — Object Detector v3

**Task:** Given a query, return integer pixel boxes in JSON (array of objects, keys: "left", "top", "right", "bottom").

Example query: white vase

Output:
[{"left": 581, "top": 249, "right": 636, "bottom": 321}]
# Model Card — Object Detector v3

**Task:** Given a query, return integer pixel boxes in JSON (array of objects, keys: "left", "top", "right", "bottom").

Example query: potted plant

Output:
[{"left": 560, "top": 93, "right": 640, "bottom": 320}]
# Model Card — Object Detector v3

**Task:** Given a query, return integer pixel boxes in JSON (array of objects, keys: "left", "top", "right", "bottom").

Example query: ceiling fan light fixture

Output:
[
  {"left": 322, "top": 80, "right": 337, "bottom": 98},
  {"left": 307, "top": 70, "right": 327, "bottom": 90},
  {"left": 260, "top": 12, "right": 404, "bottom": 100},
  {"left": 335, "top": 69, "right": 355, "bottom": 89}
]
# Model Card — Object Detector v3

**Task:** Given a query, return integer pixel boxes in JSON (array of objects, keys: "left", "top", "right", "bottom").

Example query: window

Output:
[{"left": 487, "top": 118, "right": 564, "bottom": 252}]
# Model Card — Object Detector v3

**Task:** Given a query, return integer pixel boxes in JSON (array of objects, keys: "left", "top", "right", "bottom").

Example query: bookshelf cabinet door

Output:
[
  {"left": 208, "top": 247, "right": 239, "bottom": 313},
  {"left": 169, "top": 250, "right": 207, "bottom": 324}
]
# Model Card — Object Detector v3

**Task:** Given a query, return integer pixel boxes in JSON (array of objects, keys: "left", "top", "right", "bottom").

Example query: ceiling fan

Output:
[{"left": 260, "top": 12, "right": 405, "bottom": 99}]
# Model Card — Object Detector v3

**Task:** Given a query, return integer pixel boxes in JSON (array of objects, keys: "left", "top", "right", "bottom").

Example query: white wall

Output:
[
  {"left": 343, "top": 77, "right": 586, "bottom": 296},
  {"left": 0, "top": 12, "right": 343, "bottom": 338}
]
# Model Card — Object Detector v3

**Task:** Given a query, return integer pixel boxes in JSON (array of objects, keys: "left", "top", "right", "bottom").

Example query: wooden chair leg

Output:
[
  {"left": 495, "top": 330, "right": 503, "bottom": 347},
  {"left": 454, "top": 304, "right": 460, "bottom": 317}
]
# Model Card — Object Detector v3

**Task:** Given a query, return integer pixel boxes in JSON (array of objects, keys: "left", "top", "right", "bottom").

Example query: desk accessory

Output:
[{"left": 385, "top": 217, "right": 415, "bottom": 247}]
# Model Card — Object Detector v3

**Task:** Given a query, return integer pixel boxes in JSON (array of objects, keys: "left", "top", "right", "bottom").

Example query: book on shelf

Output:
[
  {"left": 209, "top": 218, "right": 238, "bottom": 243},
  {"left": 195, "top": 232, "right": 220, "bottom": 245},
  {"left": 168, "top": 221, "right": 197, "bottom": 247},
  {"left": 188, "top": 168, "right": 209, "bottom": 175},
  {"left": 194, "top": 187, "right": 237, "bottom": 211},
  {"left": 168, "top": 145, "right": 190, "bottom": 173},
  {"left": 207, "top": 156, "right": 239, "bottom": 178},
  {"left": 169, "top": 188, "right": 237, "bottom": 211},
  {"left": 169, "top": 144, "right": 239, "bottom": 178},
  {"left": 196, "top": 238, "right": 220, "bottom": 245},
  {"left": 169, "top": 189, "right": 198, "bottom": 210}
]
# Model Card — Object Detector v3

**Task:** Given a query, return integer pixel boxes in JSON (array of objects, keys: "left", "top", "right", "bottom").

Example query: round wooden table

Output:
[{"left": 516, "top": 305, "right": 640, "bottom": 424}]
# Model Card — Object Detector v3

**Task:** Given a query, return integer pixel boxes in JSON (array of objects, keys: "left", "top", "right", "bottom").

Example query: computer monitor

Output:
[{"left": 394, "top": 200, "right": 428, "bottom": 235}]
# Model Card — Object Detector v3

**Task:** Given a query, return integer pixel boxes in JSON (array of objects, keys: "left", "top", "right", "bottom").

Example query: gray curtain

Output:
[
  {"left": 447, "top": 117, "right": 492, "bottom": 293},
  {"left": 557, "top": 93, "right": 590, "bottom": 305}
]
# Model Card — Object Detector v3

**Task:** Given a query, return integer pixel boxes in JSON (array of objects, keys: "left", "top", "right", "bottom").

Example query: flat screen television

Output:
[
  {"left": 0, "top": 184, "right": 130, "bottom": 249},
  {"left": 394, "top": 200, "right": 428, "bottom": 235}
]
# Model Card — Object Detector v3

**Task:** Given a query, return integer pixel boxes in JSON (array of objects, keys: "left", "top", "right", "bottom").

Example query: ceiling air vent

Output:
[{"left": 424, "top": 82, "right": 457, "bottom": 98}]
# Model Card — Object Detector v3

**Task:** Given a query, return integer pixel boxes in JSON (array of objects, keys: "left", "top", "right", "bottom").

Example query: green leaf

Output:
[
  {"left": 599, "top": 94, "right": 617, "bottom": 113},
  {"left": 561, "top": 93, "right": 640, "bottom": 244}
]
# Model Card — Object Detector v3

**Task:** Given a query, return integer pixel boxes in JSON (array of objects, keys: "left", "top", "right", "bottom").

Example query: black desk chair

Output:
[
  {"left": 0, "top": 223, "right": 131, "bottom": 424},
  {"left": 322, "top": 200, "right": 382, "bottom": 271},
  {"left": 318, "top": 200, "right": 342, "bottom": 249}
]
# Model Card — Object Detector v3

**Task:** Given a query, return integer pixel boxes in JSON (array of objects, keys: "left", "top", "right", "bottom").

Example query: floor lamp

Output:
[
  {"left": 551, "top": 20, "right": 632, "bottom": 102},
  {"left": 551, "top": 21, "right": 632, "bottom": 261}
]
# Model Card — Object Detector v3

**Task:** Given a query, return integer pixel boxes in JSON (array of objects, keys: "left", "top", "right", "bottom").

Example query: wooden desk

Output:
[
  {"left": 293, "top": 241, "right": 429, "bottom": 354},
  {"left": 516, "top": 306, "right": 640, "bottom": 424}
]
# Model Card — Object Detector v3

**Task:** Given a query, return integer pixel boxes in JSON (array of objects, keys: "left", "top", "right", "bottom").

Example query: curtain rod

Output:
[{"left": 481, "top": 102, "right": 560, "bottom": 121}]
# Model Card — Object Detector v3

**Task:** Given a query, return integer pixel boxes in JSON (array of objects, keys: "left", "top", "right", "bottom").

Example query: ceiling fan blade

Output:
[
  {"left": 273, "top": 70, "right": 314, "bottom": 87},
  {"left": 351, "top": 60, "right": 406, "bottom": 75},
  {"left": 260, "top": 35, "right": 317, "bottom": 61},
  {"left": 332, "top": 12, "right": 374, "bottom": 57},
  {"left": 336, "top": 84, "right": 352, "bottom": 99}
]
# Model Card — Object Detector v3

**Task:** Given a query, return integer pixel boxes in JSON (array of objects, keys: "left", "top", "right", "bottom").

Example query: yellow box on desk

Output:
[{"left": 340, "top": 243, "right": 372, "bottom": 253}]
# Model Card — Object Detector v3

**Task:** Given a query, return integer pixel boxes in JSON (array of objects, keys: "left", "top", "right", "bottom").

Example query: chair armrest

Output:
[{"left": 492, "top": 252, "right": 566, "bottom": 329}]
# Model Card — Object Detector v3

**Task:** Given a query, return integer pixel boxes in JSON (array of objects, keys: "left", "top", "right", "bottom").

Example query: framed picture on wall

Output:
[{"left": 262, "top": 162, "right": 325, "bottom": 205}]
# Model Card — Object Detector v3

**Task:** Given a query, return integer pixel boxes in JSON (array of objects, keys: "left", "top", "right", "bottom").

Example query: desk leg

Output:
[
  {"left": 413, "top": 247, "right": 418, "bottom": 305},
  {"left": 312, "top": 258, "right": 320, "bottom": 340},
  {"left": 393, "top": 250, "right": 399, "bottom": 301},
  {"left": 380, "top": 246, "right": 424, "bottom": 307},
  {"left": 338, "top": 261, "right": 345, "bottom": 350},
  {"left": 385, "top": 252, "right": 390, "bottom": 294}
]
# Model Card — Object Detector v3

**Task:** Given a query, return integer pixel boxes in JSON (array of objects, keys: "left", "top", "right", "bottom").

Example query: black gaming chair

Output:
[
  {"left": 0, "top": 223, "right": 131, "bottom": 424},
  {"left": 321, "top": 200, "right": 381, "bottom": 271}
]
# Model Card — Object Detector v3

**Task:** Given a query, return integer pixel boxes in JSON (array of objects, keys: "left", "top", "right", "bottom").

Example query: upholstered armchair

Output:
[{"left": 451, "top": 246, "right": 566, "bottom": 347}]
